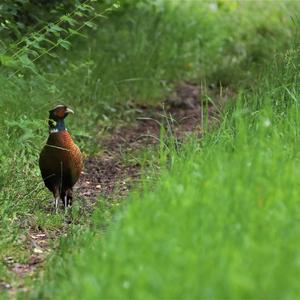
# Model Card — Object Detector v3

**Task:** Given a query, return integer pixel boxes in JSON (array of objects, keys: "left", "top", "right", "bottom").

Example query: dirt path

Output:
[
  {"left": 77, "top": 82, "right": 232, "bottom": 202},
  {"left": 2, "top": 82, "right": 233, "bottom": 297}
]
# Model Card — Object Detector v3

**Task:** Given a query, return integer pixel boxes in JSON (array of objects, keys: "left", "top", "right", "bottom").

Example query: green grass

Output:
[
  {"left": 33, "top": 41, "right": 300, "bottom": 299},
  {"left": 0, "top": 0, "right": 300, "bottom": 299}
]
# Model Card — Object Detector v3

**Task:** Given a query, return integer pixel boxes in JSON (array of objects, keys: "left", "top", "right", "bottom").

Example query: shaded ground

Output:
[{"left": 2, "top": 82, "right": 233, "bottom": 297}]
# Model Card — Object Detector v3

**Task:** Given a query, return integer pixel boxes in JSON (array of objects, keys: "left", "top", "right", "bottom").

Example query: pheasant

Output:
[{"left": 39, "top": 105, "right": 83, "bottom": 210}]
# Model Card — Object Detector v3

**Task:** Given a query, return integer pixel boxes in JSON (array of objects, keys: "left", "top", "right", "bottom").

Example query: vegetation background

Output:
[{"left": 1, "top": 0, "right": 300, "bottom": 299}]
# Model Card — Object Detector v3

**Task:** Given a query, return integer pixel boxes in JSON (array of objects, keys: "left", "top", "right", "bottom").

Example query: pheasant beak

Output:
[{"left": 66, "top": 108, "right": 74, "bottom": 114}]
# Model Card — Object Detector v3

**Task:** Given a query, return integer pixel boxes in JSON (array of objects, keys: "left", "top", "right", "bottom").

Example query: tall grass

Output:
[
  {"left": 33, "top": 5, "right": 300, "bottom": 300},
  {"left": 0, "top": 1, "right": 299, "bottom": 298}
]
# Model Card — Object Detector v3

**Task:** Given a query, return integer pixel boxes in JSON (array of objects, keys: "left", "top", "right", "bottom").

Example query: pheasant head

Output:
[{"left": 48, "top": 105, "right": 74, "bottom": 133}]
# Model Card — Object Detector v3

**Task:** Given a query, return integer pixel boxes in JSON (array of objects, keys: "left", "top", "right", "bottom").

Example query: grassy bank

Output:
[{"left": 0, "top": 0, "right": 299, "bottom": 298}]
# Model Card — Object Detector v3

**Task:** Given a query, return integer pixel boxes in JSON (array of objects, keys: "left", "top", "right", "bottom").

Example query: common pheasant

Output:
[{"left": 39, "top": 105, "right": 83, "bottom": 210}]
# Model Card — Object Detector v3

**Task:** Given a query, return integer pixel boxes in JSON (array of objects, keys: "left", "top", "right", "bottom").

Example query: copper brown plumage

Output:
[{"left": 39, "top": 105, "right": 83, "bottom": 210}]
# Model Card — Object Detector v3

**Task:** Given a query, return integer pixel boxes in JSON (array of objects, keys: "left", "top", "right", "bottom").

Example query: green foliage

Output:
[
  {"left": 0, "top": 0, "right": 93, "bottom": 40},
  {"left": 34, "top": 42, "right": 300, "bottom": 300},
  {"left": 0, "top": 0, "right": 299, "bottom": 298},
  {"left": 0, "top": 0, "right": 119, "bottom": 75}
]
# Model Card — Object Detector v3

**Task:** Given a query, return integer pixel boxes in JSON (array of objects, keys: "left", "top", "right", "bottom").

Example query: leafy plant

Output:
[{"left": 0, "top": 0, "right": 120, "bottom": 75}]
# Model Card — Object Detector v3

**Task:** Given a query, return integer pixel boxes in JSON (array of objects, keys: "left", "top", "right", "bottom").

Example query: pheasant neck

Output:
[{"left": 49, "top": 119, "right": 67, "bottom": 133}]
